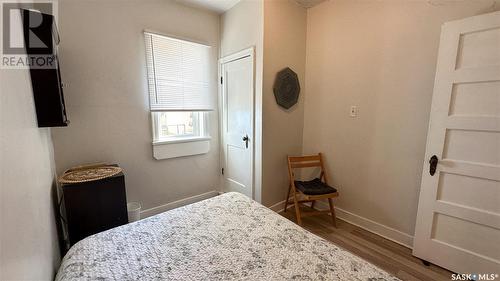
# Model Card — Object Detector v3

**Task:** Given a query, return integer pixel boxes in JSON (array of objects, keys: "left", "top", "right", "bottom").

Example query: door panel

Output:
[
  {"left": 437, "top": 173, "right": 500, "bottom": 214},
  {"left": 221, "top": 53, "right": 254, "bottom": 198},
  {"left": 431, "top": 214, "right": 500, "bottom": 261},
  {"left": 443, "top": 129, "right": 500, "bottom": 165},
  {"left": 456, "top": 27, "right": 500, "bottom": 69},
  {"left": 413, "top": 12, "right": 500, "bottom": 273},
  {"left": 227, "top": 69, "right": 251, "bottom": 134},
  {"left": 449, "top": 81, "right": 500, "bottom": 117}
]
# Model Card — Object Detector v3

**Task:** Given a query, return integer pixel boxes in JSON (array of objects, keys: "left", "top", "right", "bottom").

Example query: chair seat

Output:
[{"left": 294, "top": 178, "right": 337, "bottom": 195}]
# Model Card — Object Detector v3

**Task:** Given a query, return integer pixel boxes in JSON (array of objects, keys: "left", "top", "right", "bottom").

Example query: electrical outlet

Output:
[{"left": 350, "top": 106, "right": 358, "bottom": 117}]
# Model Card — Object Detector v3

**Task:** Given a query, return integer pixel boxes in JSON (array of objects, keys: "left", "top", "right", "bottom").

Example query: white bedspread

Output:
[{"left": 56, "top": 192, "right": 399, "bottom": 280}]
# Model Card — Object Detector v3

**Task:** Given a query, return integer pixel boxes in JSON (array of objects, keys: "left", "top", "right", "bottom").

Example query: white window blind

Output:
[{"left": 144, "top": 32, "right": 213, "bottom": 111}]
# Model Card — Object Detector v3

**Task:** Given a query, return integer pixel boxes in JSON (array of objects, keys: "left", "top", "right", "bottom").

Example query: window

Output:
[
  {"left": 152, "top": 111, "right": 206, "bottom": 141},
  {"left": 144, "top": 31, "right": 213, "bottom": 144}
]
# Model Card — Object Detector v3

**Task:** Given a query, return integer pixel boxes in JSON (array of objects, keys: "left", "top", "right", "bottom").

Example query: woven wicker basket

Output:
[{"left": 58, "top": 163, "right": 122, "bottom": 184}]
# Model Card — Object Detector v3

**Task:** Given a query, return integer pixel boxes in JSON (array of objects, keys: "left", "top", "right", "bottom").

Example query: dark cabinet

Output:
[{"left": 62, "top": 172, "right": 128, "bottom": 246}]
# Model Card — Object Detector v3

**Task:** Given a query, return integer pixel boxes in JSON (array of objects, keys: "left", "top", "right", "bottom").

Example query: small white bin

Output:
[{"left": 127, "top": 202, "right": 141, "bottom": 222}]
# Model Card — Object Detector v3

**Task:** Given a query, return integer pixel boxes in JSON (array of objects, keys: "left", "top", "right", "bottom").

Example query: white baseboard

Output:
[
  {"left": 140, "top": 190, "right": 219, "bottom": 218},
  {"left": 268, "top": 199, "right": 287, "bottom": 212},
  {"left": 333, "top": 205, "right": 414, "bottom": 249},
  {"left": 268, "top": 199, "right": 414, "bottom": 249}
]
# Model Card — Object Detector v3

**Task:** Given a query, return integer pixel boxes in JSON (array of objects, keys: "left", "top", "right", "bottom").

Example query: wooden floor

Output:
[{"left": 280, "top": 206, "right": 454, "bottom": 281}]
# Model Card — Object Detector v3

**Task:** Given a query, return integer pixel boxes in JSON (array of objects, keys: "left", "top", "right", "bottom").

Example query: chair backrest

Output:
[{"left": 287, "top": 153, "right": 328, "bottom": 184}]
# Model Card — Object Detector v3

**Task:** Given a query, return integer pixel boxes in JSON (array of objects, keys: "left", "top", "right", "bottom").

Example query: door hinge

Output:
[
  {"left": 221, "top": 168, "right": 224, "bottom": 175},
  {"left": 220, "top": 76, "right": 223, "bottom": 84}
]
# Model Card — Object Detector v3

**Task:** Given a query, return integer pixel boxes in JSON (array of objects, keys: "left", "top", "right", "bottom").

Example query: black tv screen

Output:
[{"left": 22, "top": 9, "right": 68, "bottom": 127}]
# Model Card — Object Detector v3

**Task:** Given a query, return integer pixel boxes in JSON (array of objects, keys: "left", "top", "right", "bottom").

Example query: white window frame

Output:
[{"left": 151, "top": 111, "right": 210, "bottom": 145}]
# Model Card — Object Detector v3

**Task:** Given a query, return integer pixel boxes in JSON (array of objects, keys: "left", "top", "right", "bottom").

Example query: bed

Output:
[{"left": 56, "top": 192, "right": 399, "bottom": 280}]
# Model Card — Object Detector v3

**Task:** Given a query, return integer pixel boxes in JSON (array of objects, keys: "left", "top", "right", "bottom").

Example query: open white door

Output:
[
  {"left": 413, "top": 12, "right": 500, "bottom": 274},
  {"left": 220, "top": 48, "right": 254, "bottom": 198}
]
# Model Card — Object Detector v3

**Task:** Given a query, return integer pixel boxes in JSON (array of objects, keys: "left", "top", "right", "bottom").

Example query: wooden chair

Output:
[{"left": 285, "top": 153, "right": 339, "bottom": 226}]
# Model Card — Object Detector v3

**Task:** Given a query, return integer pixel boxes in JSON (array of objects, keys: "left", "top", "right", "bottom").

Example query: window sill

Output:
[
  {"left": 153, "top": 136, "right": 211, "bottom": 146},
  {"left": 152, "top": 137, "right": 211, "bottom": 160}
]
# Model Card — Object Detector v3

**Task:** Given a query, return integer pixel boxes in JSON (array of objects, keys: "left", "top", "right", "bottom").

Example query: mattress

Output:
[{"left": 56, "top": 192, "right": 399, "bottom": 281}]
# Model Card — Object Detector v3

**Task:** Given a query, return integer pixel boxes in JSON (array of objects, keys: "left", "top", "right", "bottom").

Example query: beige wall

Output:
[
  {"left": 220, "top": 0, "right": 264, "bottom": 202},
  {"left": 262, "top": 0, "right": 307, "bottom": 206},
  {"left": 52, "top": 0, "right": 220, "bottom": 212},
  {"left": 303, "top": 0, "right": 500, "bottom": 237},
  {"left": 220, "top": 0, "right": 263, "bottom": 58},
  {"left": 0, "top": 68, "right": 60, "bottom": 278}
]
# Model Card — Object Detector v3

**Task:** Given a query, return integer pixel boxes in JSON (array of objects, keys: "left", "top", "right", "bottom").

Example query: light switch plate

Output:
[{"left": 350, "top": 106, "right": 358, "bottom": 117}]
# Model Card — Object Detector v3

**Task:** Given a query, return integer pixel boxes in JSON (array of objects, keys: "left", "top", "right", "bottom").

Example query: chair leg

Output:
[
  {"left": 293, "top": 193, "right": 302, "bottom": 226},
  {"left": 328, "top": 198, "right": 337, "bottom": 227},
  {"left": 310, "top": 200, "right": 316, "bottom": 210},
  {"left": 284, "top": 184, "right": 291, "bottom": 213}
]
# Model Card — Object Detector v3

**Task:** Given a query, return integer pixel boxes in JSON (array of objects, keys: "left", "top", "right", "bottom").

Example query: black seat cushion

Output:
[{"left": 294, "top": 178, "right": 337, "bottom": 195}]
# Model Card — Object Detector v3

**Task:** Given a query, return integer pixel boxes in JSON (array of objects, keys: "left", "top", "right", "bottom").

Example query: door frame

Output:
[{"left": 218, "top": 47, "right": 256, "bottom": 199}]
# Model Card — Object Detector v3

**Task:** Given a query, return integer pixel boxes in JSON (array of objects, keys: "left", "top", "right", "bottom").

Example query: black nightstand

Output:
[{"left": 62, "top": 168, "right": 128, "bottom": 247}]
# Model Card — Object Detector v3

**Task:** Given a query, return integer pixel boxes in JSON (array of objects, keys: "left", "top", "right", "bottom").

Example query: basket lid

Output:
[{"left": 59, "top": 165, "right": 122, "bottom": 184}]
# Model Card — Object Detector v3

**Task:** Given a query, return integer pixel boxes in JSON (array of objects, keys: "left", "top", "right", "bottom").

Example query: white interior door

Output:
[
  {"left": 220, "top": 49, "right": 254, "bottom": 198},
  {"left": 413, "top": 12, "right": 500, "bottom": 274}
]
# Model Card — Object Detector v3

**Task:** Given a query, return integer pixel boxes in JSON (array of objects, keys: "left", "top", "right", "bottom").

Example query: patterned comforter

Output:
[{"left": 56, "top": 192, "right": 399, "bottom": 281}]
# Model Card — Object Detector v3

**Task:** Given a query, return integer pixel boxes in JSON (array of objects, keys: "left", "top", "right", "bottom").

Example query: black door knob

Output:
[
  {"left": 429, "top": 155, "right": 438, "bottom": 176},
  {"left": 242, "top": 135, "right": 249, "bottom": 149}
]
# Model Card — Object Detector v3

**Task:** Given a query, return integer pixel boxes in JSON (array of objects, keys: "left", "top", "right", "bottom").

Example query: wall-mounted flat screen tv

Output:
[{"left": 22, "top": 9, "right": 68, "bottom": 127}]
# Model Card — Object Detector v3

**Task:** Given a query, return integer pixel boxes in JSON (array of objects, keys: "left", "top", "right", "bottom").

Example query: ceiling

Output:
[
  {"left": 177, "top": 0, "right": 327, "bottom": 14},
  {"left": 176, "top": 0, "right": 241, "bottom": 13}
]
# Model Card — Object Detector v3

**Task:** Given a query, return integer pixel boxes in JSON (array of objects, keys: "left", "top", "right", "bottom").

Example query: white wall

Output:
[
  {"left": 303, "top": 0, "right": 500, "bottom": 242},
  {"left": 51, "top": 0, "right": 221, "bottom": 213},
  {"left": 0, "top": 67, "right": 60, "bottom": 278},
  {"left": 220, "top": 0, "right": 264, "bottom": 202},
  {"left": 262, "top": 0, "right": 306, "bottom": 206}
]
